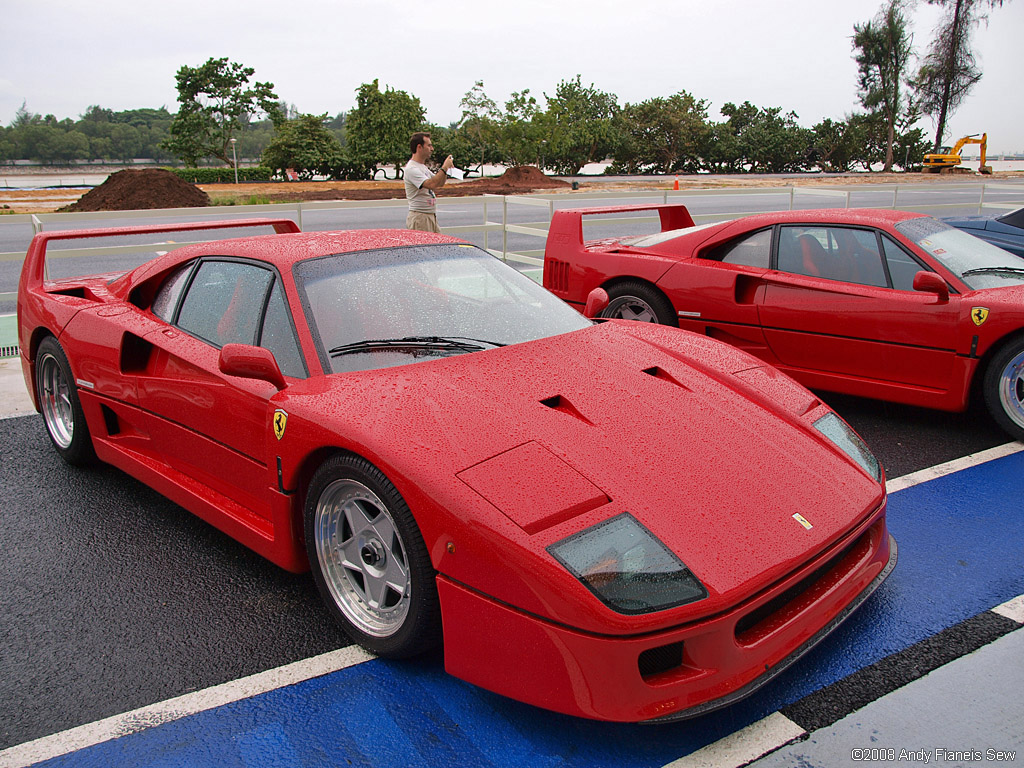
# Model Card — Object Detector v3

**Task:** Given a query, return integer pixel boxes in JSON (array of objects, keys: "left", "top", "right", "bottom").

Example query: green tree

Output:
[
  {"left": 457, "top": 80, "right": 502, "bottom": 173},
  {"left": 914, "top": 0, "right": 1007, "bottom": 150},
  {"left": 852, "top": 0, "right": 916, "bottom": 171},
  {"left": 611, "top": 91, "right": 711, "bottom": 174},
  {"left": 543, "top": 76, "right": 621, "bottom": 175},
  {"left": 164, "top": 57, "right": 280, "bottom": 167},
  {"left": 497, "top": 90, "right": 546, "bottom": 168},
  {"left": 345, "top": 79, "right": 426, "bottom": 178},
  {"left": 261, "top": 113, "right": 344, "bottom": 180}
]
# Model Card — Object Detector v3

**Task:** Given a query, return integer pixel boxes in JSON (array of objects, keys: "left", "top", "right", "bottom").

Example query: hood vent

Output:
[
  {"left": 540, "top": 395, "right": 594, "bottom": 426},
  {"left": 642, "top": 366, "right": 691, "bottom": 391}
]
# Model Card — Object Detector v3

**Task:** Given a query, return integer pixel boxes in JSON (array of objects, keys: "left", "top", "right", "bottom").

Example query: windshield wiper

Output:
[
  {"left": 328, "top": 335, "right": 505, "bottom": 357},
  {"left": 961, "top": 267, "right": 1024, "bottom": 278}
]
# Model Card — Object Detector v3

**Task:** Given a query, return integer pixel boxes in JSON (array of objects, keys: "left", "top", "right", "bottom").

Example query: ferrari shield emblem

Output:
[
  {"left": 273, "top": 409, "right": 288, "bottom": 441},
  {"left": 971, "top": 307, "right": 990, "bottom": 326},
  {"left": 792, "top": 513, "right": 813, "bottom": 530}
]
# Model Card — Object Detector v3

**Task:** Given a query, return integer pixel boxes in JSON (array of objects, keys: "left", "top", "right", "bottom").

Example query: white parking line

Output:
[
  {"left": 885, "top": 442, "right": 1024, "bottom": 493},
  {"left": 993, "top": 595, "right": 1024, "bottom": 624},
  {"left": 661, "top": 713, "right": 806, "bottom": 768},
  {"left": 0, "top": 646, "right": 374, "bottom": 768}
]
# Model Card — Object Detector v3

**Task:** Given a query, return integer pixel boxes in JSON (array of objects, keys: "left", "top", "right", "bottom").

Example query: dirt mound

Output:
[
  {"left": 60, "top": 168, "right": 210, "bottom": 212},
  {"left": 440, "top": 165, "right": 570, "bottom": 196}
]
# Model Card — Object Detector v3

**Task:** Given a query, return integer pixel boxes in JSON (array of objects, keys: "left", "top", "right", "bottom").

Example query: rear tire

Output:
[
  {"left": 983, "top": 336, "right": 1024, "bottom": 442},
  {"left": 600, "top": 281, "right": 678, "bottom": 327},
  {"left": 35, "top": 336, "right": 95, "bottom": 466}
]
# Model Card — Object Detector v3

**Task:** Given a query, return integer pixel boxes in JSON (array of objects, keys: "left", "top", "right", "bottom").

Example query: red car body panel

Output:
[
  {"left": 18, "top": 219, "right": 895, "bottom": 722},
  {"left": 544, "top": 204, "right": 1024, "bottom": 414}
]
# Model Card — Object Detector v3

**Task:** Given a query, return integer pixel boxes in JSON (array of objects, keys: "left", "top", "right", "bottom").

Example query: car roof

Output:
[
  {"left": 725, "top": 208, "right": 927, "bottom": 229},
  {"left": 118, "top": 228, "right": 464, "bottom": 292}
]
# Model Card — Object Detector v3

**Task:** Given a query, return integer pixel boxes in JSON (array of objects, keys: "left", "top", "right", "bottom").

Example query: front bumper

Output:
[{"left": 438, "top": 510, "right": 895, "bottom": 723}]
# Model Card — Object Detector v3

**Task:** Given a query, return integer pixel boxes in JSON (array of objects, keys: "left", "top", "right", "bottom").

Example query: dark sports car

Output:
[
  {"left": 543, "top": 204, "right": 1024, "bottom": 442},
  {"left": 18, "top": 218, "right": 894, "bottom": 722},
  {"left": 943, "top": 206, "right": 1024, "bottom": 258}
]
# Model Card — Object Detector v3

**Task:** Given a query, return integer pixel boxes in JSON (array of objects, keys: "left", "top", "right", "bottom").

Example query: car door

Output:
[
  {"left": 658, "top": 228, "right": 773, "bottom": 357},
  {"left": 758, "top": 225, "right": 961, "bottom": 389},
  {"left": 137, "top": 258, "right": 307, "bottom": 519}
]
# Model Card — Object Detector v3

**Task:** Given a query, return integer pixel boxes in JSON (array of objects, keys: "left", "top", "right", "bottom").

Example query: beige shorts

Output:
[{"left": 406, "top": 210, "right": 441, "bottom": 233}]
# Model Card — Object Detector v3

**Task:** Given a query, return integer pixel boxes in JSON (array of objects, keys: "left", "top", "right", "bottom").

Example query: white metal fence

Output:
[{"left": 3, "top": 181, "right": 1024, "bottom": 307}]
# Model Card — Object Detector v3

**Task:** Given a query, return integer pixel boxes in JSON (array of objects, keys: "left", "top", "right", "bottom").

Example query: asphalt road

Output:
[{"left": 0, "top": 387, "right": 1010, "bottom": 750}]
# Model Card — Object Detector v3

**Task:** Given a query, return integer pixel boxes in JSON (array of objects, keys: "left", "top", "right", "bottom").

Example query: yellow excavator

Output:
[{"left": 923, "top": 133, "right": 993, "bottom": 174}]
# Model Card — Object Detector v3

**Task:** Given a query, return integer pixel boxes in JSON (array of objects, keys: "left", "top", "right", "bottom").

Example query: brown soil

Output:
[
  {"left": 3, "top": 166, "right": 1020, "bottom": 214},
  {"left": 58, "top": 168, "right": 211, "bottom": 212},
  {"left": 212, "top": 165, "right": 571, "bottom": 204}
]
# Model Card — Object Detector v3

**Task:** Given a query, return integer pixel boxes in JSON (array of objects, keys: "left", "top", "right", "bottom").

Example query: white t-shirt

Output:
[{"left": 403, "top": 160, "right": 437, "bottom": 212}]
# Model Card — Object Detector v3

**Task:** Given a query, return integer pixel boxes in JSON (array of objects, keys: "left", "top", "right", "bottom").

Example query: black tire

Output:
[
  {"left": 304, "top": 453, "right": 441, "bottom": 658},
  {"left": 600, "top": 281, "right": 678, "bottom": 327},
  {"left": 35, "top": 336, "right": 96, "bottom": 466},
  {"left": 983, "top": 336, "right": 1024, "bottom": 442}
]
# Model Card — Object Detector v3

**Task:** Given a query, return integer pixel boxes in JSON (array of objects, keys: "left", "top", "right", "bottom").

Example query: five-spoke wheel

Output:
[{"left": 305, "top": 454, "right": 440, "bottom": 657}]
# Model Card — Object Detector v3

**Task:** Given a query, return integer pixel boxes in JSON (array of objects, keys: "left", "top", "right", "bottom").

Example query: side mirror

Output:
[
  {"left": 912, "top": 271, "right": 949, "bottom": 302},
  {"left": 583, "top": 287, "right": 610, "bottom": 318},
  {"left": 219, "top": 343, "right": 287, "bottom": 390}
]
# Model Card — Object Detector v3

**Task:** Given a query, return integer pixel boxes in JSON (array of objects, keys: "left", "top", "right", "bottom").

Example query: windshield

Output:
[
  {"left": 895, "top": 216, "right": 1024, "bottom": 289},
  {"left": 295, "top": 243, "right": 591, "bottom": 373}
]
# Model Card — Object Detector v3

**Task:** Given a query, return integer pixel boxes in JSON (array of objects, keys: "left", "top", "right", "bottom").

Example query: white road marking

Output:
[
  {"left": 661, "top": 712, "right": 806, "bottom": 768},
  {"left": 993, "top": 595, "right": 1024, "bottom": 624},
  {"left": 0, "top": 646, "right": 374, "bottom": 768},
  {"left": 885, "top": 441, "right": 1024, "bottom": 494}
]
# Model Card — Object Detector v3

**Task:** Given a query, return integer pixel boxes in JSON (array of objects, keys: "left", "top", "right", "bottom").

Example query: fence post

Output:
[
  {"left": 893, "top": 186, "right": 899, "bottom": 210},
  {"left": 502, "top": 197, "right": 508, "bottom": 261},
  {"left": 789, "top": 186, "right": 795, "bottom": 210},
  {"left": 296, "top": 203, "right": 304, "bottom": 232},
  {"left": 979, "top": 183, "right": 987, "bottom": 214}
]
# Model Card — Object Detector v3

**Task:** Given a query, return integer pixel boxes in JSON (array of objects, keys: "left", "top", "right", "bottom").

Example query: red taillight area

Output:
[{"left": 437, "top": 505, "right": 894, "bottom": 722}]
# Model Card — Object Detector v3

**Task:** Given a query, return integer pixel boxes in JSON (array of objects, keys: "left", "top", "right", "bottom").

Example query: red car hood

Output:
[{"left": 285, "top": 321, "right": 882, "bottom": 624}]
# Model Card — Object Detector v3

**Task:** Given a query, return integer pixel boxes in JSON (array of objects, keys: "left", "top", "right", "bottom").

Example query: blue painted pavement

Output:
[{"left": 34, "top": 451, "right": 1024, "bottom": 768}]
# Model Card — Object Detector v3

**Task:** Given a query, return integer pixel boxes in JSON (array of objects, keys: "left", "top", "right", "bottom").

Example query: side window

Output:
[
  {"left": 882, "top": 235, "right": 925, "bottom": 291},
  {"left": 259, "top": 280, "right": 306, "bottom": 378},
  {"left": 151, "top": 262, "right": 195, "bottom": 322},
  {"left": 777, "top": 226, "right": 887, "bottom": 287},
  {"left": 703, "top": 229, "right": 771, "bottom": 267},
  {"left": 177, "top": 261, "right": 273, "bottom": 347}
]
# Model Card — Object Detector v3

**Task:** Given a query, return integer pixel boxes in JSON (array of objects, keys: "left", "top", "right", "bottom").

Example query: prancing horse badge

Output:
[{"left": 273, "top": 409, "right": 288, "bottom": 440}]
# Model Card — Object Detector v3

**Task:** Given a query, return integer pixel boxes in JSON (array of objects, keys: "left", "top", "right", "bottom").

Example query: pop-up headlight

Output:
[
  {"left": 813, "top": 412, "right": 881, "bottom": 481},
  {"left": 548, "top": 513, "right": 707, "bottom": 615}
]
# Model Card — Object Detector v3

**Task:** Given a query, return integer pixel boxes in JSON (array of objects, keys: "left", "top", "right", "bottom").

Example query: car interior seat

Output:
[{"left": 797, "top": 234, "right": 826, "bottom": 277}]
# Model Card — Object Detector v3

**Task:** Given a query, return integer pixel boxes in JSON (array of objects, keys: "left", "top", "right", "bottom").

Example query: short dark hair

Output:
[{"left": 410, "top": 132, "right": 431, "bottom": 154}]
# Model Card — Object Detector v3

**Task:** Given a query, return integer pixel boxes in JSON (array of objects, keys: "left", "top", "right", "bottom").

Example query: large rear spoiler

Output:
[
  {"left": 20, "top": 218, "right": 300, "bottom": 293},
  {"left": 544, "top": 203, "right": 694, "bottom": 253}
]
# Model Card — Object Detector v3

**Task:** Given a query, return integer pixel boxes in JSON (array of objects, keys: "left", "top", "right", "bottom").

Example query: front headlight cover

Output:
[
  {"left": 813, "top": 412, "right": 881, "bottom": 481},
  {"left": 548, "top": 513, "right": 708, "bottom": 615}
]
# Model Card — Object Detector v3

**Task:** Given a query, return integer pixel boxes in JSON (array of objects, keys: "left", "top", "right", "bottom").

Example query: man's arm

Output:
[{"left": 421, "top": 155, "right": 455, "bottom": 190}]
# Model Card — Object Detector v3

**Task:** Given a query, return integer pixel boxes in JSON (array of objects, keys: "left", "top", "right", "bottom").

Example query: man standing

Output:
[{"left": 404, "top": 132, "right": 454, "bottom": 232}]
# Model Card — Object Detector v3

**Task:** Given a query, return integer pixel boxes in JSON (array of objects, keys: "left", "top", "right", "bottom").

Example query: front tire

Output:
[
  {"left": 35, "top": 336, "right": 95, "bottom": 466},
  {"left": 600, "top": 281, "right": 678, "bottom": 326},
  {"left": 983, "top": 336, "right": 1024, "bottom": 441},
  {"left": 304, "top": 453, "right": 441, "bottom": 658}
]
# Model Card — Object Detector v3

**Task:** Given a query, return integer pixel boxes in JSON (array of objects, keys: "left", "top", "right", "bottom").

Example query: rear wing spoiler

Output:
[
  {"left": 544, "top": 203, "right": 694, "bottom": 254},
  {"left": 20, "top": 218, "right": 300, "bottom": 293}
]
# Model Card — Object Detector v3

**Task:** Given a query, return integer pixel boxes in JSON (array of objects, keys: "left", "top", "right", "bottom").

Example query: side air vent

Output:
[
  {"left": 642, "top": 366, "right": 691, "bottom": 391},
  {"left": 120, "top": 333, "right": 154, "bottom": 374},
  {"left": 540, "top": 395, "right": 594, "bottom": 425},
  {"left": 545, "top": 259, "right": 570, "bottom": 293}
]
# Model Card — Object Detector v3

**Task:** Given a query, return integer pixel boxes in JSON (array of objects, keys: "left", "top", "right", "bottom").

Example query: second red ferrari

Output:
[{"left": 544, "top": 204, "right": 1024, "bottom": 441}]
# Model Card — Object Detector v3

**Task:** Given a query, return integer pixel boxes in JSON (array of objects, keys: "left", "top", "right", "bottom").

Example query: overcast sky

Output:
[{"left": 2, "top": 0, "right": 1022, "bottom": 153}]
